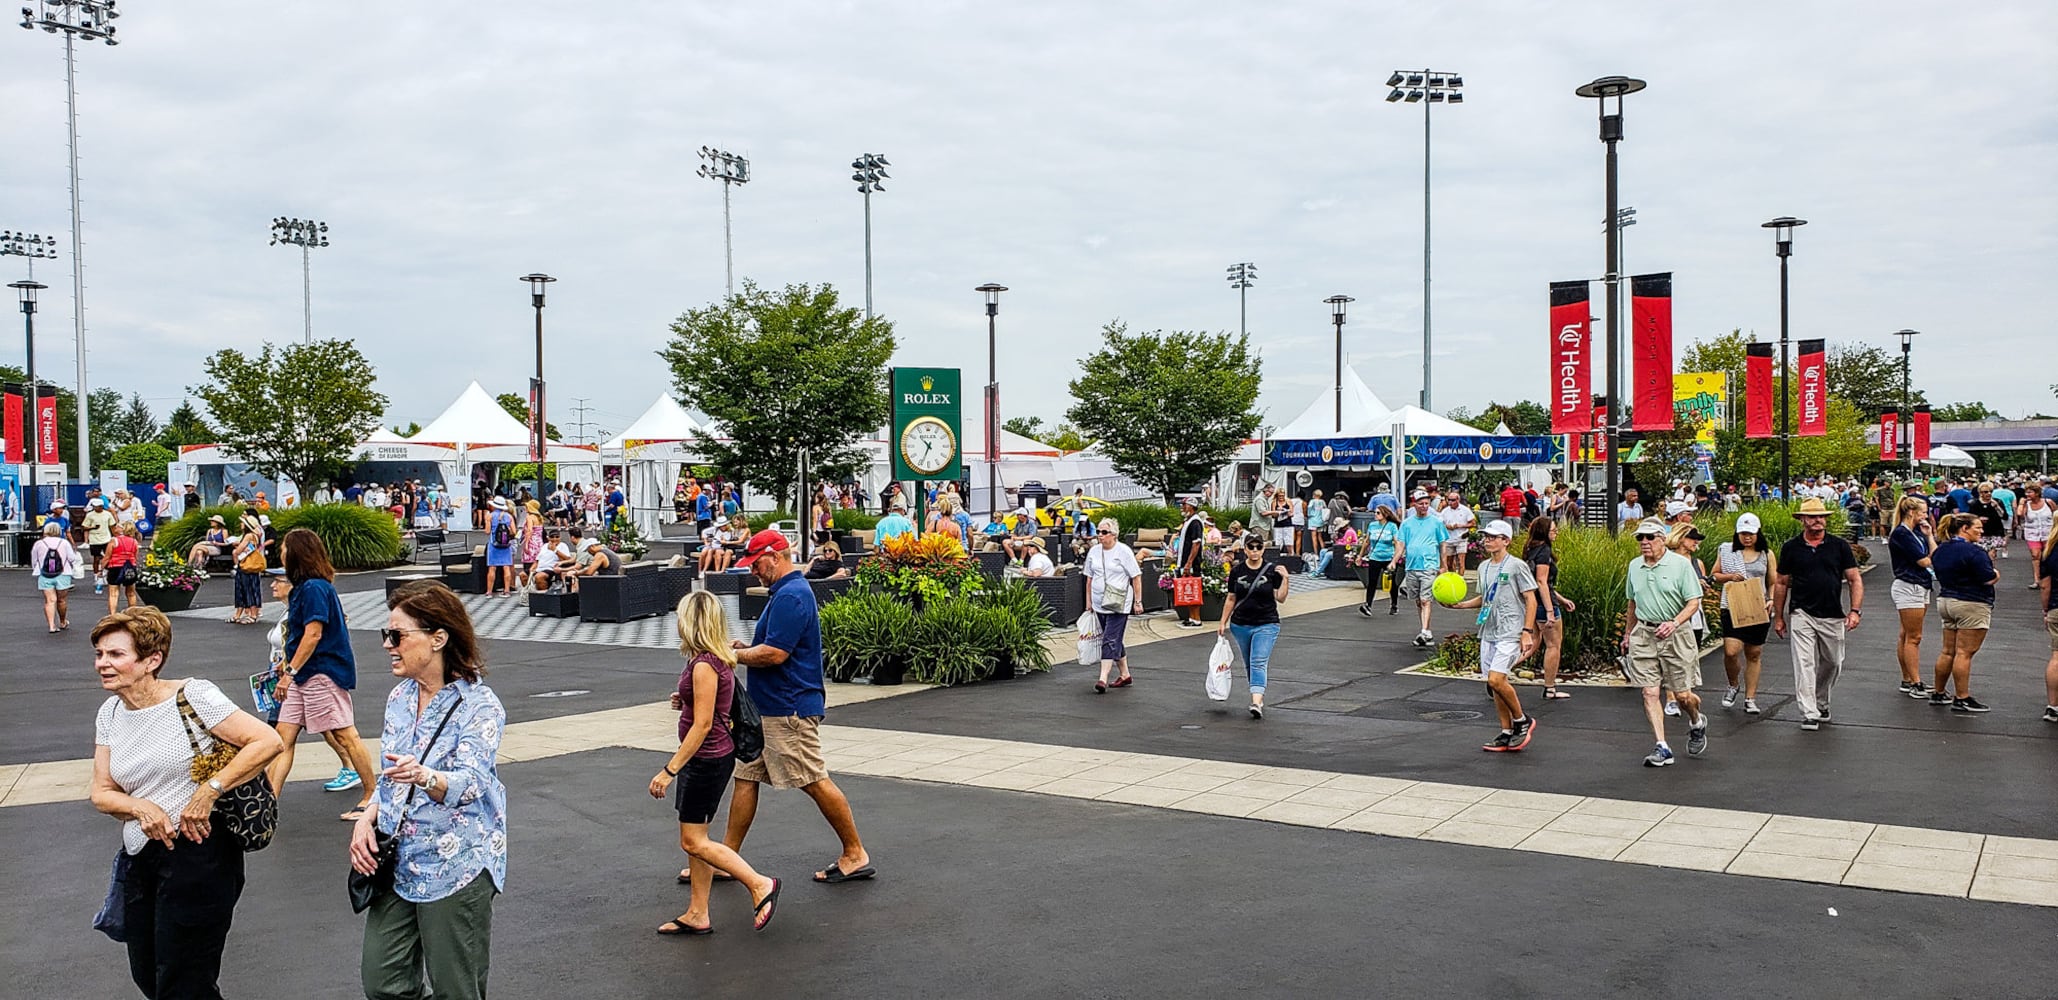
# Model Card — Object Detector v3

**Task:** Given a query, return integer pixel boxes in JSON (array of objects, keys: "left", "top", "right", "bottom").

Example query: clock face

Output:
[{"left": 900, "top": 417, "right": 957, "bottom": 475}]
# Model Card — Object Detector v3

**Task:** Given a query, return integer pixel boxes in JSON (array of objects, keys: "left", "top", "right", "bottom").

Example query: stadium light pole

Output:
[
  {"left": 977, "top": 283, "right": 1007, "bottom": 522},
  {"left": 1762, "top": 216, "right": 1806, "bottom": 499},
  {"left": 1576, "top": 74, "right": 1646, "bottom": 532},
  {"left": 1386, "top": 68, "right": 1461, "bottom": 411},
  {"left": 1325, "top": 295, "right": 1354, "bottom": 433},
  {"left": 269, "top": 218, "right": 329, "bottom": 343},
  {"left": 1895, "top": 328, "right": 1918, "bottom": 481},
  {"left": 19, "top": 0, "right": 119, "bottom": 480},
  {"left": 11, "top": 280, "right": 48, "bottom": 514},
  {"left": 852, "top": 154, "right": 888, "bottom": 320},
  {"left": 520, "top": 274, "right": 556, "bottom": 468},
  {"left": 1, "top": 230, "right": 59, "bottom": 281},
  {"left": 697, "top": 147, "right": 750, "bottom": 299},
  {"left": 1226, "top": 263, "right": 1256, "bottom": 337}
]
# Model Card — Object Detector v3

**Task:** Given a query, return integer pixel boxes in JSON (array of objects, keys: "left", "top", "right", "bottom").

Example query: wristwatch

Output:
[{"left": 206, "top": 778, "right": 225, "bottom": 794}]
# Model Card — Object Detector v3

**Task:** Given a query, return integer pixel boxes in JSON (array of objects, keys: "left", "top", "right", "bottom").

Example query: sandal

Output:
[
  {"left": 676, "top": 868, "right": 735, "bottom": 885},
  {"left": 751, "top": 878, "right": 782, "bottom": 931},
  {"left": 656, "top": 915, "right": 713, "bottom": 936},
  {"left": 1544, "top": 688, "right": 1572, "bottom": 700},
  {"left": 815, "top": 859, "right": 875, "bottom": 884}
]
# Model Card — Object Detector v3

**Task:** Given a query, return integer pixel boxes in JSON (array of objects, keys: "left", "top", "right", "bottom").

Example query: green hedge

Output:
[
  {"left": 831, "top": 509, "right": 880, "bottom": 531},
  {"left": 155, "top": 502, "right": 402, "bottom": 570},
  {"left": 1094, "top": 502, "right": 1254, "bottom": 536},
  {"left": 820, "top": 579, "right": 1051, "bottom": 686}
]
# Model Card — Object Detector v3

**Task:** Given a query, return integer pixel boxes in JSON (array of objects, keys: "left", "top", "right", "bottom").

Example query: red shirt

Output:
[
  {"left": 104, "top": 534, "right": 139, "bottom": 567},
  {"left": 1500, "top": 486, "right": 1526, "bottom": 518}
]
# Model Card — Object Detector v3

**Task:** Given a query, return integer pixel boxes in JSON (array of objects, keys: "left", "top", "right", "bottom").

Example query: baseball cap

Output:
[
  {"left": 1664, "top": 500, "right": 1691, "bottom": 517},
  {"left": 1735, "top": 513, "right": 1762, "bottom": 533},
  {"left": 735, "top": 528, "right": 790, "bottom": 568},
  {"left": 1411, "top": 489, "right": 1431, "bottom": 500},
  {"left": 1482, "top": 521, "right": 1514, "bottom": 538},
  {"left": 1633, "top": 518, "right": 1667, "bottom": 537}
]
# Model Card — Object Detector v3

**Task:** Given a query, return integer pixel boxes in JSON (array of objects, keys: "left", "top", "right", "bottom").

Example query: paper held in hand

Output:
[{"left": 1723, "top": 578, "right": 1769, "bottom": 627}]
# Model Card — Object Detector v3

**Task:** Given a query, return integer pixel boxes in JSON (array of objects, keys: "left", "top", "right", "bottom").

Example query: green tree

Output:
[
  {"left": 1930, "top": 401, "right": 2003, "bottom": 422},
  {"left": 190, "top": 340, "right": 390, "bottom": 491},
  {"left": 1630, "top": 412, "right": 1702, "bottom": 488},
  {"left": 660, "top": 281, "right": 894, "bottom": 508},
  {"left": 0, "top": 367, "right": 119, "bottom": 475},
  {"left": 1065, "top": 322, "right": 1262, "bottom": 503},
  {"left": 494, "top": 393, "right": 564, "bottom": 442},
  {"left": 1825, "top": 343, "right": 1925, "bottom": 419},
  {"left": 1002, "top": 415, "right": 1090, "bottom": 452},
  {"left": 104, "top": 392, "right": 160, "bottom": 448},
  {"left": 106, "top": 442, "right": 177, "bottom": 483},
  {"left": 1450, "top": 401, "right": 1552, "bottom": 435},
  {"left": 157, "top": 401, "right": 214, "bottom": 450},
  {"left": 390, "top": 421, "right": 422, "bottom": 438}
]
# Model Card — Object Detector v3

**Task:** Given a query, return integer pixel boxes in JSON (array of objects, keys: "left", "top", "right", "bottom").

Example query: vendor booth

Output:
[
  {"left": 600, "top": 394, "right": 703, "bottom": 537},
  {"left": 410, "top": 381, "right": 600, "bottom": 523}
]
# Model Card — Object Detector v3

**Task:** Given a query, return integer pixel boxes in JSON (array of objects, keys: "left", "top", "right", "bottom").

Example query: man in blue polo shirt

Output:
[
  {"left": 722, "top": 529, "right": 875, "bottom": 885},
  {"left": 873, "top": 500, "right": 915, "bottom": 543}
]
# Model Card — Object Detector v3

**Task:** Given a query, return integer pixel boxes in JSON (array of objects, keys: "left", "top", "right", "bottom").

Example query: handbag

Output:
[
  {"left": 1172, "top": 575, "right": 1203, "bottom": 607},
  {"left": 176, "top": 686, "right": 277, "bottom": 852},
  {"left": 348, "top": 697, "right": 462, "bottom": 914},
  {"left": 729, "top": 679, "right": 764, "bottom": 764},
  {"left": 92, "top": 850, "right": 131, "bottom": 942},
  {"left": 1091, "top": 549, "right": 1131, "bottom": 614}
]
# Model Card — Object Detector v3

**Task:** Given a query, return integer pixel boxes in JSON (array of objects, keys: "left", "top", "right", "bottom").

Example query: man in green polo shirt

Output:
[{"left": 1623, "top": 518, "right": 1709, "bottom": 767}]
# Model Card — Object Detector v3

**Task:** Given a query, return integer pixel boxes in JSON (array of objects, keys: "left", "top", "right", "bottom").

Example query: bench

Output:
[
  {"left": 1137, "top": 557, "right": 1170, "bottom": 612},
  {"left": 577, "top": 562, "right": 670, "bottom": 623},
  {"left": 974, "top": 550, "right": 1010, "bottom": 581},
  {"left": 809, "top": 577, "right": 855, "bottom": 605},
  {"left": 1026, "top": 572, "right": 1086, "bottom": 625},
  {"left": 741, "top": 586, "right": 770, "bottom": 621},
  {"left": 442, "top": 547, "right": 486, "bottom": 594},
  {"left": 701, "top": 569, "right": 753, "bottom": 596},
  {"left": 528, "top": 589, "right": 580, "bottom": 618}
]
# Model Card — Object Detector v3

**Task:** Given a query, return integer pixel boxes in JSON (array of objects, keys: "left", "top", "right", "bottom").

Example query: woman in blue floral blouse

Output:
[{"left": 348, "top": 580, "right": 507, "bottom": 1000}]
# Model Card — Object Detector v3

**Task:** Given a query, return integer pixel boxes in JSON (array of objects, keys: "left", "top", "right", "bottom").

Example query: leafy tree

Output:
[
  {"left": 1930, "top": 401, "right": 2003, "bottom": 423},
  {"left": 1002, "top": 415, "right": 1090, "bottom": 452},
  {"left": 494, "top": 392, "right": 564, "bottom": 442},
  {"left": 390, "top": 421, "right": 422, "bottom": 438},
  {"left": 660, "top": 281, "right": 894, "bottom": 508},
  {"left": 104, "top": 392, "right": 160, "bottom": 448},
  {"left": 189, "top": 340, "right": 390, "bottom": 492},
  {"left": 1630, "top": 412, "right": 1702, "bottom": 489},
  {"left": 157, "top": 401, "right": 215, "bottom": 450},
  {"left": 1065, "top": 322, "right": 1262, "bottom": 503},
  {"left": 1450, "top": 401, "right": 1551, "bottom": 435},
  {"left": 106, "top": 442, "right": 177, "bottom": 483},
  {"left": 0, "top": 367, "right": 118, "bottom": 474},
  {"left": 1826, "top": 343, "right": 1925, "bottom": 418}
]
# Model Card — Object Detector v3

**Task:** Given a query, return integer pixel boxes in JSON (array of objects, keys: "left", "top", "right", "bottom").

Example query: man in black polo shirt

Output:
[
  {"left": 1173, "top": 496, "right": 1208, "bottom": 628},
  {"left": 1771, "top": 497, "right": 1865, "bottom": 730}
]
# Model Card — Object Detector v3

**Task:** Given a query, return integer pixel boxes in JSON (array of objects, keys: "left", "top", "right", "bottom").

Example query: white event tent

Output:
[
  {"left": 600, "top": 394, "right": 703, "bottom": 535},
  {"left": 409, "top": 382, "right": 600, "bottom": 521}
]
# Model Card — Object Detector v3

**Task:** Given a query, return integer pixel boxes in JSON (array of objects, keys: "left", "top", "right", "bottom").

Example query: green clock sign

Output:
[{"left": 890, "top": 368, "right": 962, "bottom": 482}]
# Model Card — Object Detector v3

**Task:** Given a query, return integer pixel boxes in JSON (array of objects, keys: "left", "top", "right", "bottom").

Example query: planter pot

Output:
[
  {"left": 1198, "top": 593, "right": 1225, "bottom": 621},
  {"left": 989, "top": 656, "right": 1017, "bottom": 681},
  {"left": 870, "top": 658, "right": 908, "bottom": 687},
  {"left": 136, "top": 586, "right": 197, "bottom": 613}
]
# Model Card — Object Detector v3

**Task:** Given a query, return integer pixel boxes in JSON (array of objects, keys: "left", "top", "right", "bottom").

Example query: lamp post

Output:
[
  {"left": 1604, "top": 207, "right": 1636, "bottom": 391},
  {"left": 269, "top": 217, "right": 329, "bottom": 343},
  {"left": 1386, "top": 68, "right": 1462, "bottom": 411},
  {"left": 519, "top": 274, "right": 556, "bottom": 468},
  {"left": 1, "top": 230, "right": 59, "bottom": 281},
  {"left": 851, "top": 154, "right": 888, "bottom": 320},
  {"left": 1575, "top": 74, "right": 1646, "bottom": 532},
  {"left": 1762, "top": 217, "right": 1806, "bottom": 498},
  {"left": 20, "top": 0, "right": 119, "bottom": 481},
  {"left": 696, "top": 147, "right": 751, "bottom": 298},
  {"left": 1226, "top": 263, "right": 1256, "bottom": 337},
  {"left": 11, "top": 280, "right": 47, "bottom": 515},
  {"left": 1895, "top": 328, "right": 1919, "bottom": 480},
  {"left": 976, "top": 283, "right": 1007, "bottom": 522},
  {"left": 1325, "top": 295, "right": 1354, "bottom": 433}
]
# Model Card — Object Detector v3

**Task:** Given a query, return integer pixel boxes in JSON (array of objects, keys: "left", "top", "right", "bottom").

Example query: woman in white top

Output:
[
  {"left": 90, "top": 607, "right": 283, "bottom": 999},
  {"left": 2022, "top": 492, "right": 2054, "bottom": 591},
  {"left": 1710, "top": 513, "right": 1777, "bottom": 714},
  {"left": 1084, "top": 517, "right": 1143, "bottom": 693},
  {"left": 30, "top": 520, "right": 82, "bottom": 633},
  {"left": 1287, "top": 494, "right": 1307, "bottom": 556}
]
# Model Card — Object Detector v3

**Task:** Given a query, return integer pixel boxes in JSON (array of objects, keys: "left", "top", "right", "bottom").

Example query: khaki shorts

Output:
[
  {"left": 1623, "top": 623, "right": 1701, "bottom": 692},
  {"left": 2045, "top": 608, "right": 2058, "bottom": 652},
  {"left": 732, "top": 715, "right": 830, "bottom": 790},
  {"left": 1889, "top": 579, "right": 1932, "bottom": 611},
  {"left": 278, "top": 672, "right": 355, "bottom": 733},
  {"left": 1939, "top": 598, "right": 1992, "bottom": 632},
  {"left": 1404, "top": 569, "right": 1439, "bottom": 602}
]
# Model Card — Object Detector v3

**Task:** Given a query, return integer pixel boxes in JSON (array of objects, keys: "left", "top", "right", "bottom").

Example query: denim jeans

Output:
[{"left": 1227, "top": 622, "right": 1279, "bottom": 695}]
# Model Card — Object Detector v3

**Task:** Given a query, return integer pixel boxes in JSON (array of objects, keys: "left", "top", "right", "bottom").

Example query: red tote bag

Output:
[{"left": 1172, "top": 576, "right": 1204, "bottom": 607}]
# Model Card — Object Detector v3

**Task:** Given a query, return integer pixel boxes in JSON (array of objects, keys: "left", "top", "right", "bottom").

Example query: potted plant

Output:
[
  {"left": 821, "top": 591, "right": 915, "bottom": 685},
  {"left": 974, "top": 580, "right": 1055, "bottom": 680},
  {"left": 604, "top": 514, "right": 652, "bottom": 560},
  {"left": 135, "top": 544, "right": 208, "bottom": 613}
]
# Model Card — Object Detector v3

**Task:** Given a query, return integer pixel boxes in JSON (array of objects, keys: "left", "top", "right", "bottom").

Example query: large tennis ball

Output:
[{"left": 1431, "top": 572, "right": 1469, "bottom": 606}]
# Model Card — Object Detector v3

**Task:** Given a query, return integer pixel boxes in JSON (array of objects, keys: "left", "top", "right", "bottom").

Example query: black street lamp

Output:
[
  {"left": 519, "top": 273, "right": 556, "bottom": 468},
  {"left": 11, "top": 279, "right": 47, "bottom": 514},
  {"left": 1325, "top": 295, "right": 1354, "bottom": 433},
  {"left": 1762, "top": 216, "right": 1807, "bottom": 498},
  {"left": 1226, "top": 263, "right": 1256, "bottom": 338},
  {"left": 1576, "top": 74, "right": 1647, "bottom": 532},
  {"left": 977, "top": 283, "right": 1007, "bottom": 522},
  {"left": 1895, "top": 328, "right": 1919, "bottom": 480}
]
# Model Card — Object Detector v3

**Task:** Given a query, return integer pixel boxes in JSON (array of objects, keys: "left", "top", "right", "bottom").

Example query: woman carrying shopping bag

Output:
[{"left": 1217, "top": 533, "right": 1289, "bottom": 720}]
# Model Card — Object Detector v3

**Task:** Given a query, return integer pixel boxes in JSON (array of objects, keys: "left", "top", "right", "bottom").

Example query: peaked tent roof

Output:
[
  {"left": 601, "top": 395, "right": 702, "bottom": 450},
  {"left": 1270, "top": 367, "right": 1392, "bottom": 440},
  {"left": 364, "top": 427, "right": 408, "bottom": 443},
  {"left": 1365, "top": 405, "right": 1497, "bottom": 438},
  {"left": 963, "top": 423, "right": 1069, "bottom": 459},
  {"left": 411, "top": 381, "right": 542, "bottom": 451},
  {"left": 1492, "top": 421, "right": 1514, "bottom": 436}
]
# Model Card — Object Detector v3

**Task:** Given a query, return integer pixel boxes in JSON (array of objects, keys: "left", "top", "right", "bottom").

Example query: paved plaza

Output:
[{"left": 6, "top": 558, "right": 2058, "bottom": 998}]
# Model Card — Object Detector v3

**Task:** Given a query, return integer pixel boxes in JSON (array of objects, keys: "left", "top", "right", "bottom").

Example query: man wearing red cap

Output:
[{"left": 722, "top": 529, "right": 875, "bottom": 884}]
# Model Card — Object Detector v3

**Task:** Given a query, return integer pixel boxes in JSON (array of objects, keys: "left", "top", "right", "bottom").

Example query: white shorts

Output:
[
  {"left": 1272, "top": 527, "right": 1294, "bottom": 547},
  {"left": 1480, "top": 639, "right": 1523, "bottom": 677},
  {"left": 1890, "top": 579, "right": 1932, "bottom": 610}
]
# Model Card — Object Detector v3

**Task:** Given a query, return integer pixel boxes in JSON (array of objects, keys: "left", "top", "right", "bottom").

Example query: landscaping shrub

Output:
[
  {"left": 746, "top": 509, "right": 794, "bottom": 532},
  {"left": 157, "top": 504, "right": 249, "bottom": 553},
  {"left": 974, "top": 579, "right": 1055, "bottom": 673},
  {"left": 831, "top": 508, "right": 880, "bottom": 531},
  {"left": 908, "top": 597, "right": 988, "bottom": 686},
  {"left": 851, "top": 532, "right": 980, "bottom": 603},
  {"left": 1204, "top": 505, "right": 1253, "bottom": 530},
  {"left": 1098, "top": 502, "right": 1184, "bottom": 534},
  {"left": 273, "top": 503, "right": 404, "bottom": 569},
  {"left": 820, "top": 590, "right": 915, "bottom": 682}
]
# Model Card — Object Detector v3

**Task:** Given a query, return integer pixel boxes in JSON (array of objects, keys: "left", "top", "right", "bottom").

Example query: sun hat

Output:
[
  {"left": 1025, "top": 536, "right": 1046, "bottom": 551},
  {"left": 1634, "top": 518, "right": 1667, "bottom": 537},
  {"left": 208, "top": 514, "right": 226, "bottom": 524},
  {"left": 1795, "top": 497, "right": 1832, "bottom": 516},
  {"left": 734, "top": 528, "right": 790, "bottom": 568},
  {"left": 489, "top": 497, "right": 510, "bottom": 510},
  {"left": 1735, "top": 512, "right": 1762, "bottom": 534}
]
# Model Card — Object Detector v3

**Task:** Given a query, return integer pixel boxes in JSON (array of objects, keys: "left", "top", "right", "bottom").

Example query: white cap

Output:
[
  {"left": 1482, "top": 520, "right": 1514, "bottom": 539},
  {"left": 1634, "top": 518, "right": 1668, "bottom": 537},
  {"left": 1411, "top": 489, "right": 1431, "bottom": 500},
  {"left": 1735, "top": 513, "right": 1762, "bottom": 533},
  {"left": 1665, "top": 500, "right": 1691, "bottom": 517}
]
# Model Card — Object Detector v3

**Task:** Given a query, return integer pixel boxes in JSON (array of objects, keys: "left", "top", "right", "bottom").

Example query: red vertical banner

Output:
[
  {"left": 3, "top": 391, "right": 21, "bottom": 465},
  {"left": 1796, "top": 338, "right": 1827, "bottom": 437},
  {"left": 1629, "top": 272, "right": 1674, "bottom": 431},
  {"left": 1548, "top": 281, "right": 1592, "bottom": 434},
  {"left": 1744, "top": 343, "right": 1775, "bottom": 438},
  {"left": 34, "top": 394, "right": 59, "bottom": 465},
  {"left": 1880, "top": 413, "right": 1899, "bottom": 460},
  {"left": 1589, "top": 407, "right": 1610, "bottom": 461},
  {"left": 1913, "top": 406, "right": 1932, "bottom": 460}
]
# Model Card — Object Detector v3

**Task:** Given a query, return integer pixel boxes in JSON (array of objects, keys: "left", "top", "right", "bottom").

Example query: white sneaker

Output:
[
  {"left": 1721, "top": 686, "right": 1739, "bottom": 708},
  {"left": 1663, "top": 700, "right": 1682, "bottom": 717},
  {"left": 1745, "top": 699, "right": 1762, "bottom": 715}
]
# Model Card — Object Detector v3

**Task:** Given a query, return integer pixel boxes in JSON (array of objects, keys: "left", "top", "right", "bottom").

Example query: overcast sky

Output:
[{"left": 3, "top": 1, "right": 2053, "bottom": 446}]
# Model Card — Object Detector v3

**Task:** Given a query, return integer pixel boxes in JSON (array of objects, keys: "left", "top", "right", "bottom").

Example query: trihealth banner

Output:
[
  {"left": 34, "top": 393, "right": 58, "bottom": 464},
  {"left": 1744, "top": 343, "right": 1775, "bottom": 439},
  {"left": 2, "top": 391, "right": 19, "bottom": 465},
  {"left": 1880, "top": 413, "right": 1899, "bottom": 461},
  {"left": 1913, "top": 407, "right": 1932, "bottom": 460},
  {"left": 1796, "top": 338, "right": 1827, "bottom": 437},
  {"left": 1548, "top": 281, "right": 1592, "bottom": 434},
  {"left": 1630, "top": 272, "right": 1674, "bottom": 431},
  {"left": 1671, "top": 372, "right": 1726, "bottom": 446}
]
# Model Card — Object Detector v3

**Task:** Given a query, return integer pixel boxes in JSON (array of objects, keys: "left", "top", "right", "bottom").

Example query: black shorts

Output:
[
  {"left": 108, "top": 565, "right": 139, "bottom": 586},
  {"left": 1719, "top": 608, "right": 1770, "bottom": 647},
  {"left": 672, "top": 753, "right": 736, "bottom": 824}
]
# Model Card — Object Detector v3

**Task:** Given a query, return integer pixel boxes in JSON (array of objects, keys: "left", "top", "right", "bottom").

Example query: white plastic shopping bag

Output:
[
  {"left": 1077, "top": 611, "right": 1102, "bottom": 666},
  {"left": 1076, "top": 610, "right": 1100, "bottom": 639},
  {"left": 1205, "top": 636, "right": 1233, "bottom": 701}
]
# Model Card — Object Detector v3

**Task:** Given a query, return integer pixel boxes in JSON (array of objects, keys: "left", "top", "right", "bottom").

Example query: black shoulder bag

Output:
[
  {"left": 177, "top": 686, "right": 277, "bottom": 852},
  {"left": 349, "top": 696, "right": 462, "bottom": 914}
]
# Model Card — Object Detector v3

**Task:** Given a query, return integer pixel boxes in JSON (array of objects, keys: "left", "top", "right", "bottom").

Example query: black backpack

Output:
[
  {"left": 729, "top": 682, "right": 763, "bottom": 764},
  {"left": 491, "top": 516, "right": 513, "bottom": 548},
  {"left": 40, "top": 543, "right": 64, "bottom": 578}
]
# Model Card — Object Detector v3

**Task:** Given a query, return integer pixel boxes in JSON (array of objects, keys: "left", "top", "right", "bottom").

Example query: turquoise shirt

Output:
[{"left": 1396, "top": 513, "right": 1449, "bottom": 573}]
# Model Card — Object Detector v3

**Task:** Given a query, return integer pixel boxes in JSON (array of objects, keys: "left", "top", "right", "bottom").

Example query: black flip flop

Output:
[
  {"left": 656, "top": 916, "right": 713, "bottom": 936},
  {"left": 676, "top": 868, "right": 736, "bottom": 885},
  {"left": 815, "top": 860, "right": 876, "bottom": 884},
  {"left": 752, "top": 879, "right": 782, "bottom": 932}
]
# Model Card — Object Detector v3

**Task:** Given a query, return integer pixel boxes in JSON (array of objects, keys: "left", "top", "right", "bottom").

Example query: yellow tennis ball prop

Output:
[{"left": 1431, "top": 572, "right": 1468, "bottom": 606}]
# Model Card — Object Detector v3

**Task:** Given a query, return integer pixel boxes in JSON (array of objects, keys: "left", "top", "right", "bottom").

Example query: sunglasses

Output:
[
  {"left": 1097, "top": 529, "right": 1116, "bottom": 536},
  {"left": 380, "top": 627, "right": 434, "bottom": 646}
]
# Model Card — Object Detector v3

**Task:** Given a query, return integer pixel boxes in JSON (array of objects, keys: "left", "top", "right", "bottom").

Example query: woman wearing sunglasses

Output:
[
  {"left": 350, "top": 580, "right": 508, "bottom": 1000},
  {"left": 1084, "top": 518, "right": 1143, "bottom": 693}
]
